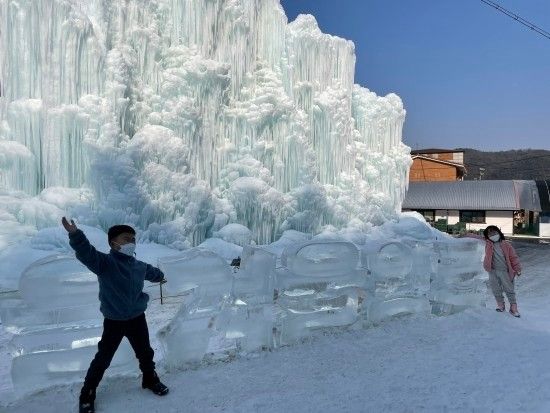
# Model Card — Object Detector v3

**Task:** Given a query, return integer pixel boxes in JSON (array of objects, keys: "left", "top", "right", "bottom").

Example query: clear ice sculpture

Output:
[
  {"left": 277, "top": 240, "right": 365, "bottom": 289},
  {"left": 430, "top": 238, "right": 487, "bottom": 314},
  {"left": 19, "top": 254, "right": 99, "bottom": 310},
  {"left": 275, "top": 241, "right": 364, "bottom": 343},
  {"left": 278, "top": 292, "right": 360, "bottom": 345},
  {"left": 10, "top": 325, "right": 136, "bottom": 396},
  {"left": 366, "top": 297, "right": 431, "bottom": 325},
  {"left": 157, "top": 248, "right": 233, "bottom": 300},
  {"left": 11, "top": 337, "right": 136, "bottom": 396},
  {"left": 232, "top": 246, "right": 276, "bottom": 305},
  {"left": 157, "top": 298, "right": 228, "bottom": 366},
  {"left": 223, "top": 304, "right": 274, "bottom": 352},
  {"left": 0, "top": 254, "right": 102, "bottom": 333},
  {"left": 362, "top": 241, "right": 431, "bottom": 324},
  {"left": 5, "top": 254, "right": 129, "bottom": 396},
  {"left": 10, "top": 325, "right": 104, "bottom": 355},
  {"left": 0, "top": 298, "right": 101, "bottom": 334}
]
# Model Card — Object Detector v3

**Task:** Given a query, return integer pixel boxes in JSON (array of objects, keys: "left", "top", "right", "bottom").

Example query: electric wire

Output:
[{"left": 480, "top": 0, "right": 550, "bottom": 41}]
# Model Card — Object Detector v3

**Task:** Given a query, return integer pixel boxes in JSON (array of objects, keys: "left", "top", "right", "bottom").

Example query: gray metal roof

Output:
[{"left": 403, "top": 180, "right": 542, "bottom": 211}]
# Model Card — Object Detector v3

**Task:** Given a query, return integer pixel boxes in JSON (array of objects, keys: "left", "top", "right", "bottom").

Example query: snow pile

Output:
[{"left": 0, "top": 0, "right": 411, "bottom": 249}]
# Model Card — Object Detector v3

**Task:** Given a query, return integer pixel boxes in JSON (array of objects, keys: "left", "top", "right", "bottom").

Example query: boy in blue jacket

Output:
[{"left": 62, "top": 218, "right": 169, "bottom": 413}]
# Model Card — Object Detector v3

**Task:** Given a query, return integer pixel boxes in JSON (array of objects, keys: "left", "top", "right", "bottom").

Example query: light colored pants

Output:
[{"left": 489, "top": 269, "right": 516, "bottom": 305}]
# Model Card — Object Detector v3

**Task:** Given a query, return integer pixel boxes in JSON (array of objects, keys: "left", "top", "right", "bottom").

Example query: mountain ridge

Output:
[{"left": 457, "top": 148, "right": 550, "bottom": 180}]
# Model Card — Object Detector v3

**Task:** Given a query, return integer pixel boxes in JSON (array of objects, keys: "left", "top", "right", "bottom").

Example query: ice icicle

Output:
[{"left": 0, "top": 0, "right": 412, "bottom": 247}]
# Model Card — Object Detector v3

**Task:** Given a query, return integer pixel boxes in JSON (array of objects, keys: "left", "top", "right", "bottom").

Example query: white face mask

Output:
[
  {"left": 489, "top": 234, "right": 500, "bottom": 242},
  {"left": 116, "top": 242, "right": 136, "bottom": 256}
]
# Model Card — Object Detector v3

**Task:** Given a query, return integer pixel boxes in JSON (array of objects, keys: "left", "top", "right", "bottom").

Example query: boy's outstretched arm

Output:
[
  {"left": 62, "top": 217, "right": 107, "bottom": 275},
  {"left": 145, "top": 263, "right": 165, "bottom": 283}
]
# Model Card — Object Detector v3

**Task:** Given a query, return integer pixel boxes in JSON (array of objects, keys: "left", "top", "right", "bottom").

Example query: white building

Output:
[
  {"left": 536, "top": 180, "right": 550, "bottom": 237},
  {"left": 402, "top": 180, "right": 542, "bottom": 236}
]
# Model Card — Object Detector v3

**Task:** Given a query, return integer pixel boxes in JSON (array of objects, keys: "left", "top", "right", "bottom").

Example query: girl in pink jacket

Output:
[{"left": 469, "top": 225, "right": 522, "bottom": 317}]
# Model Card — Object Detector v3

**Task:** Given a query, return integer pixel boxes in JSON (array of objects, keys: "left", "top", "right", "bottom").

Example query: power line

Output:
[{"left": 480, "top": 0, "right": 550, "bottom": 41}]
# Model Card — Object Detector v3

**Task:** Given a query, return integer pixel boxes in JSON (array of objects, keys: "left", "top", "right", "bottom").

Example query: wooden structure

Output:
[{"left": 409, "top": 149, "right": 466, "bottom": 182}]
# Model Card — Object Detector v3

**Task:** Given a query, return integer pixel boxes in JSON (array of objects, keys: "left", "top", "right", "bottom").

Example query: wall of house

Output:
[
  {"left": 438, "top": 152, "right": 464, "bottom": 164},
  {"left": 416, "top": 152, "right": 464, "bottom": 164},
  {"left": 435, "top": 209, "right": 458, "bottom": 224},
  {"left": 540, "top": 213, "right": 550, "bottom": 237},
  {"left": 540, "top": 224, "right": 550, "bottom": 237},
  {"left": 433, "top": 210, "right": 513, "bottom": 234},
  {"left": 409, "top": 158, "right": 458, "bottom": 182}
]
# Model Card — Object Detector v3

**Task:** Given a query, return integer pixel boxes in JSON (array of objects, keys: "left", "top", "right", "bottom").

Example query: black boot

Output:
[
  {"left": 79, "top": 387, "right": 96, "bottom": 413},
  {"left": 142, "top": 371, "right": 169, "bottom": 396}
]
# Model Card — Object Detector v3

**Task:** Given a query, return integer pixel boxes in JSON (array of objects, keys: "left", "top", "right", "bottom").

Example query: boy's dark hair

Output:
[
  {"left": 108, "top": 225, "right": 136, "bottom": 244},
  {"left": 483, "top": 225, "right": 505, "bottom": 241}
]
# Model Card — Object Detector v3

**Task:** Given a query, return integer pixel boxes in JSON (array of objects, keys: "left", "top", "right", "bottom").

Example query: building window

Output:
[
  {"left": 459, "top": 210, "right": 486, "bottom": 224},
  {"left": 417, "top": 209, "right": 435, "bottom": 223}
]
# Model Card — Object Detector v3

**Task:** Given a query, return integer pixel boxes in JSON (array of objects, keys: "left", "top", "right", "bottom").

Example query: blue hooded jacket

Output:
[{"left": 68, "top": 229, "right": 164, "bottom": 320}]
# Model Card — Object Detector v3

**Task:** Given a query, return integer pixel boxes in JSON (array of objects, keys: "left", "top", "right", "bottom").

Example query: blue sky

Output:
[{"left": 280, "top": 0, "right": 550, "bottom": 151}]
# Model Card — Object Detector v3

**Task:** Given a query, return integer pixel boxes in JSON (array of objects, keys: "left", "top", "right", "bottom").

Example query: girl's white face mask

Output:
[{"left": 489, "top": 234, "right": 500, "bottom": 242}]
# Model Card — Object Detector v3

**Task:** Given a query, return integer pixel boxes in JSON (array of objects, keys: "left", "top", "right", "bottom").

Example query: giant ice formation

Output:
[{"left": 0, "top": 0, "right": 411, "bottom": 248}]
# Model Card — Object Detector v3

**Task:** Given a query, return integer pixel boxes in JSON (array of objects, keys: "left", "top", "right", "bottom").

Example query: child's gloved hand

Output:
[
  {"left": 61, "top": 217, "right": 78, "bottom": 233},
  {"left": 160, "top": 278, "right": 167, "bottom": 284},
  {"left": 515, "top": 271, "right": 521, "bottom": 277}
]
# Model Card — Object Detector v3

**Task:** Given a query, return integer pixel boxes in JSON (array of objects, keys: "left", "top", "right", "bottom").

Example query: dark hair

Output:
[
  {"left": 108, "top": 225, "right": 136, "bottom": 244},
  {"left": 483, "top": 225, "right": 505, "bottom": 241}
]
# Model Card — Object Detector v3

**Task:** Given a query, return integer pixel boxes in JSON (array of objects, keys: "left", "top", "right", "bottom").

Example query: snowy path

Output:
[{"left": 3, "top": 243, "right": 550, "bottom": 413}]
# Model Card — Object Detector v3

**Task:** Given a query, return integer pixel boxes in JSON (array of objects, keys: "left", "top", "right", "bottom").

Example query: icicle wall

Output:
[{"left": 0, "top": 0, "right": 411, "bottom": 248}]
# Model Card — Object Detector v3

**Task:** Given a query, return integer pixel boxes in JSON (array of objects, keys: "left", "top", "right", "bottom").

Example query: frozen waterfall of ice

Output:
[{"left": 0, "top": 0, "right": 411, "bottom": 249}]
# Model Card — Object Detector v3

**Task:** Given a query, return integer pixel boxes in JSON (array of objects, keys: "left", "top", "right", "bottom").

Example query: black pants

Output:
[{"left": 82, "top": 313, "right": 155, "bottom": 391}]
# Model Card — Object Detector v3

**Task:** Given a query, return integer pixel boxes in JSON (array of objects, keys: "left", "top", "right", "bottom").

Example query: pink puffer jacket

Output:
[
  {"left": 465, "top": 234, "right": 521, "bottom": 280},
  {"left": 483, "top": 240, "right": 521, "bottom": 280}
]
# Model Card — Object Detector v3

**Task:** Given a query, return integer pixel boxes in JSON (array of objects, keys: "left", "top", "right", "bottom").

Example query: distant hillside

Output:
[{"left": 458, "top": 148, "right": 550, "bottom": 180}]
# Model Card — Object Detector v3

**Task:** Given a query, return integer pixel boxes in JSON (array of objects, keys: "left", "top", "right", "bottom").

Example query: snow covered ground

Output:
[{"left": 2, "top": 241, "right": 550, "bottom": 413}]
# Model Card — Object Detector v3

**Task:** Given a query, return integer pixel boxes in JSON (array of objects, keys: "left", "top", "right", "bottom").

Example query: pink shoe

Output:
[
  {"left": 509, "top": 303, "right": 520, "bottom": 318},
  {"left": 495, "top": 302, "right": 505, "bottom": 312}
]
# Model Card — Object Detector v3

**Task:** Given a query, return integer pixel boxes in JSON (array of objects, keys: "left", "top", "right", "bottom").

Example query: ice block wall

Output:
[
  {"left": 156, "top": 224, "right": 488, "bottom": 369},
  {"left": 0, "top": 219, "right": 488, "bottom": 393},
  {"left": 0, "top": 253, "right": 139, "bottom": 396},
  {"left": 0, "top": 0, "right": 411, "bottom": 248}
]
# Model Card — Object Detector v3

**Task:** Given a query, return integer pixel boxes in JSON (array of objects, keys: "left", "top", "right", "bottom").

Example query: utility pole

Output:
[{"left": 479, "top": 167, "right": 485, "bottom": 180}]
